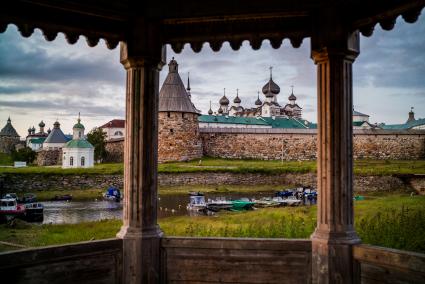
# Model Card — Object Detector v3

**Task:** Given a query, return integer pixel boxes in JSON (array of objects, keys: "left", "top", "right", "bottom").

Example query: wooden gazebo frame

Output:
[{"left": 1, "top": 1, "right": 425, "bottom": 283}]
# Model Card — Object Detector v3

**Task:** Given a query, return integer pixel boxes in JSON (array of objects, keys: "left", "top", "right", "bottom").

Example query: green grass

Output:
[
  {"left": 1, "top": 158, "right": 424, "bottom": 176},
  {"left": 0, "top": 153, "right": 13, "bottom": 166},
  {"left": 0, "top": 194, "right": 424, "bottom": 253}
]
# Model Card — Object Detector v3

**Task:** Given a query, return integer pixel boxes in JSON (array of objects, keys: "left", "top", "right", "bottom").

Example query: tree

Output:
[
  {"left": 87, "top": 127, "right": 107, "bottom": 162},
  {"left": 11, "top": 147, "right": 37, "bottom": 164}
]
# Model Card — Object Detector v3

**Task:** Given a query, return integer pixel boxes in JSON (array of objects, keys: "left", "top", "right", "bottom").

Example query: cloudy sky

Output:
[{"left": 0, "top": 16, "right": 424, "bottom": 137}]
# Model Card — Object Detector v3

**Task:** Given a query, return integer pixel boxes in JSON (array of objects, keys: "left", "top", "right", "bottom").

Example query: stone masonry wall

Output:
[
  {"left": 2, "top": 172, "right": 422, "bottom": 194},
  {"left": 0, "top": 136, "right": 20, "bottom": 154},
  {"left": 105, "top": 138, "right": 124, "bottom": 163},
  {"left": 36, "top": 149, "right": 62, "bottom": 166},
  {"left": 158, "top": 112, "right": 202, "bottom": 162},
  {"left": 201, "top": 129, "right": 425, "bottom": 160}
]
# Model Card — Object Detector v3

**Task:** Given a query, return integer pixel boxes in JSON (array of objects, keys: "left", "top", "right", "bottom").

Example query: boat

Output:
[
  {"left": 51, "top": 194, "right": 73, "bottom": 201},
  {"left": 103, "top": 187, "right": 122, "bottom": 202},
  {"left": 0, "top": 198, "right": 26, "bottom": 223},
  {"left": 24, "top": 202, "right": 44, "bottom": 222},
  {"left": 206, "top": 197, "right": 233, "bottom": 212},
  {"left": 285, "top": 196, "right": 302, "bottom": 206},
  {"left": 271, "top": 196, "right": 288, "bottom": 206},
  {"left": 275, "top": 190, "right": 295, "bottom": 198},
  {"left": 231, "top": 199, "right": 255, "bottom": 211},
  {"left": 186, "top": 192, "right": 207, "bottom": 212},
  {"left": 19, "top": 193, "right": 37, "bottom": 204},
  {"left": 253, "top": 197, "right": 280, "bottom": 208}
]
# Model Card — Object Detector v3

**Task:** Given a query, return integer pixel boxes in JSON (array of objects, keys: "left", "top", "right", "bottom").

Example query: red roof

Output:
[{"left": 100, "top": 119, "right": 125, "bottom": 128}]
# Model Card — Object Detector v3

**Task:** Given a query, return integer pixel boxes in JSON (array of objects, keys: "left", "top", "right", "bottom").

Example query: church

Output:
[
  {"left": 62, "top": 115, "right": 94, "bottom": 168},
  {"left": 213, "top": 67, "right": 302, "bottom": 119}
]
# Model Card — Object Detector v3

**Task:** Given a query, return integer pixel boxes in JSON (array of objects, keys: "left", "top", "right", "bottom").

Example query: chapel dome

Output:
[
  {"left": 219, "top": 95, "right": 229, "bottom": 105},
  {"left": 233, "top": 94, "right": 241, "bottom": 104}
]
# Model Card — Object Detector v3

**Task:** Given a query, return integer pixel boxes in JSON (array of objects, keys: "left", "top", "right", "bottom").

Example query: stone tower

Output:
[{"left": 158, "top": 58, "right": 202, "bottom": 162}]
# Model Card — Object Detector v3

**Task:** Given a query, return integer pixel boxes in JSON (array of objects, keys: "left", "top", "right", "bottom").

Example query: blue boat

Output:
[{"left": 103, "top": 187, "right": 122, "bottom": 202}]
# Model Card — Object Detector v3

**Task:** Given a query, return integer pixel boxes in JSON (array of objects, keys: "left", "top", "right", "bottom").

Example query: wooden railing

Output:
[
  {"left": 354, "top": 244, "right": 425, "bottom": 284},
  {"left": 0, "top": 238, "right": 122, "bottom": 284},
  {"left": 161, "top": 237, "right": 312, "bottom": 284}
]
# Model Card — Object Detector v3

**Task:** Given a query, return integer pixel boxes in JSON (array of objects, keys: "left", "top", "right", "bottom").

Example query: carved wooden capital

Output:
[{"left": 311, "top": 31, "right": 360, "bottom": 64}]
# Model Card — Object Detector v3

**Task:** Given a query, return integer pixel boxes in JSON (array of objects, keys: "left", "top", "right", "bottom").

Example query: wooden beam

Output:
[{"left": 116, "top": 18, "right": 166, "bottom": 284}]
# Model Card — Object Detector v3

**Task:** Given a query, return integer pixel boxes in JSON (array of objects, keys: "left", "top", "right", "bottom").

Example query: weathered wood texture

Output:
[
  {"left": 354, "top": 244, "right": 425, "bottom": 284},
  {"left": 0, "top": 238, "right": 123, "bottom": 284},
  {"left": 161, "top": 237, "right": 312, "bottom": 284}
]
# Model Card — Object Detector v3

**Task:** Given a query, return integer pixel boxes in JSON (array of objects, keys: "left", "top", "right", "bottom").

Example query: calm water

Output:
[{"left": 42, "top": 192, "right": 277, "bottom": 224}]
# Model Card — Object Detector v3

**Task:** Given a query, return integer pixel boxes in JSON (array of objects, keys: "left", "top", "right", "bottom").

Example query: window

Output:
[
  {"left": 167, "top": 112, "right": 170, "bottom": 118},
  {"left": 70, "top": 156, "right": 74, "bottom": 166},
  {"left": 182, "top": 113, "right": 185, "bottom": 118},
  {"left": 79, "top": 131, "right": 82, "bottom": 138},
  {"left": 81, "top": 157, "right": 85, "bottom": 166},
  {"left": 114, "top": 131, "right": 123, "bottom": 136},
  {"left": 170, "top": 129, "right": 174, "bottom": 133}
]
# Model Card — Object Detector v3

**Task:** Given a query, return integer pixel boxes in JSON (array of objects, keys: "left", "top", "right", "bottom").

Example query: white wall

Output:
[
  {"left": 62, "top": 148, "right": 94, "bottom": 168},
  {"left": 43, "top": 142, "right": 66, "bottom": 150},
  {"left": 199, "top": 122, "right": 271, "bottom": 129},
  {"left": 102, "top": 127, "right": 125, "bottom": 140}
]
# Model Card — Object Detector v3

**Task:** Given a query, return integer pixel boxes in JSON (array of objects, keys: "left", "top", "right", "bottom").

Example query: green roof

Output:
[
  {"left": 29, "top": 138, "right": 46, "bottom": 144},
  {"left": 73, "top": 122, "right": 85, "bottom": 129},
  {"left": 63, "top": 139, "right": 93, "bottom": 148},
  {"left": 261, "top": 117, "right": 310, "bottom": 129},
  {"left": 381, "top": 118, "right": 425, "bottom": 130},
  {"left": 198, "top": 115, "right": 315, "bottom": 129},
  {"left": 198, "top": 115, "right": 270, "bottom": 126}
]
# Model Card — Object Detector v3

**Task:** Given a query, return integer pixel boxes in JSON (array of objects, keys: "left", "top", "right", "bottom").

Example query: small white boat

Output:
[
  {"left": 285, "top": 196, "right": 302, "bottom": 206},
  {"left": 206, "top": 197, "right": 233, "bottom": 212},
  {"left": 254, "top": 197, "right": 280, "bottom": 208},
  {"left": 187, "top": 192, "right": 207, "bottom": 212}
]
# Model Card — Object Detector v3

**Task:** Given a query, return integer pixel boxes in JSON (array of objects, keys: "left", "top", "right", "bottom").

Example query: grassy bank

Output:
[
  {"left": 1, "top": 158, "right": 424, "bottom": 175},
  {"left": 0, "top": 194, "right": 424, "bottom": 253},
  {"left": 0, "top": 153, "right": 13, "bottom": 166}
]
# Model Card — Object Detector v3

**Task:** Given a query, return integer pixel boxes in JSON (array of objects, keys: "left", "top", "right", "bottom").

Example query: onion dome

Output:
[
  {"left": 219, "top": 88, "right": 229, "bottom": 105},
  {"left": 73, "top": 113, "right": 85, "bottom": 129},
  {"left": 39, "top": 120, "right": 45, "bottom": 128},
  {"left": 47, "top": 128, "right": 51, "bottom": 134},
  {"left": 255, "top": 91, "right": 262, "bottom": 106},
  {"left": 28, "top": 126, "right": 32, "bottom": 133},
  {"left": 262, "top": 67, "right": 280, "bottom": 97},
  {"left": 233, "top": 89, "right": 241, "bottom": 104},
  {"left": 31, "top": 126, "right": 36, "bottom": 132},
  {"left": 218, "top": 108, "right": 223, "bottom": 114},
  {"left": 53, "top": 121, "right": 60, "bottom": 128}
]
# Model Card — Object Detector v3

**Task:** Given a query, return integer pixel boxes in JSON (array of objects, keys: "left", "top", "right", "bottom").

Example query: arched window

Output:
[
  {"left": 114, "top": 131, "right": 123, "bottom": 136},
  {"left": 79, "top": 131, "right": 82, "bottom": 138},
  {"left": 81, "top": 156, "right": 85, "bottom": 166},
  {"left": 70, "top": 156, "right": 74, "bottom": 166}
]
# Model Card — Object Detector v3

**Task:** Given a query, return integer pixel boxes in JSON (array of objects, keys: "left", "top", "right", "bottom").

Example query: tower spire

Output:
[
  {"left": 269, "top": 66, "right": 273, "bottom": 79},
  {"left": 187, "top": 72, "right": 191, "bottom": 91}
]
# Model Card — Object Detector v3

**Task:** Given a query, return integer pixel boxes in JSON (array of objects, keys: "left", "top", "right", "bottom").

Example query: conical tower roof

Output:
[
  {"left": 0, "top": 117, "right": 20, "bottom": 137},
  {"left": 44, "top": 121, "right": 68, "bottom": 144},
  {"left": 159, "top": 58, "right": 199, "bottom": 114}
]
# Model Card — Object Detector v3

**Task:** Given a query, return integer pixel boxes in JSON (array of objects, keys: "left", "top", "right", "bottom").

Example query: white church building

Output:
[{"left": 62, "top": 115, "right": 94, "bottom": 168}]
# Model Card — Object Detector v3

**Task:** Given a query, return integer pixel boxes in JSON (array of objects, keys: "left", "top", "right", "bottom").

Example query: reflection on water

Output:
[{"left": 42, "top": 191, "right": 279, "bottom": 224}]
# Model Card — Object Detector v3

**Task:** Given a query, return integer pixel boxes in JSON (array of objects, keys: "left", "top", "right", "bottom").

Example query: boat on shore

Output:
[
  {"left": 24, "top": 202, "right": 44, "bottom": 222},
  {"left": 0, "top": 198, "right": 26, "bottom": 223},
  {"left": 231, "top": 199, "right": 255, "bottom": 211},
  {"left": 187, "top": 192, "right": 207, "bottom": 212},
  {"left": 103, "top": 187, "right": 122, "bottom": 202},
  {"left": 206, "top": 197, "right": 233, "bottom": 212}
]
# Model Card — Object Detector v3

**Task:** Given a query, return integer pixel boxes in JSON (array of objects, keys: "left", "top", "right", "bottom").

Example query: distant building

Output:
[
  {"left": 381, "top": 108, "right": 425, "bottom": 130},
  {"left": 0, "top": 117, "right": 20, "bottom": 154},
  {"left": 100, "top": 119, "right": 125, "bottom": 141},
  {"left": 352, "top": 110, "right": 378, "bottom": 129},
  {"left": 62, "top": 115, "right": 94, "bottom": 168},
  {"left": 26, "top": 120, "right": 49, "bottom": 151},
  {"left": 214, "top": 67, "right": 302, "bottom": 119},
  {"left": 43, "top": 121, "right": 69, "bottom": 150}
]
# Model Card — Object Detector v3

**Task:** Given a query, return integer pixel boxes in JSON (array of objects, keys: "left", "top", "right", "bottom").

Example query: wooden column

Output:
[
  {"left": 310, "top": 29, "right": 361, "bottom": 283},
  {"left": 116, "top": 20, "right": 166, "bottom": 283}
]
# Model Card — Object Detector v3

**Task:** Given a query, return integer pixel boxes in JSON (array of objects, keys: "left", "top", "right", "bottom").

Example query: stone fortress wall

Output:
[
  {"left": 200, "top": 128, "right": 425, "bottom": 160},
  {"left": 158, "top": 112, "right": 203, "bottom": 162}
]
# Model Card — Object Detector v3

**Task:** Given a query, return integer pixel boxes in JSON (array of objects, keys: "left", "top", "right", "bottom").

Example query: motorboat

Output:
[
  {"left": 51, "top": 194, "right": 73, "bottom": 201},
  {"left": 231, "top": 199, "right": 255, "bottom": 211},
  {"left": 103, "top": 187, "right": 122, "bottom": 202},
  {"left": 206, "top": 197, "right": 233, "bottom": 212},
  {"left": 253, "top": 197, "right": 280, "bottom": 208},
  {"left": 0, "top": 198, "right": 26, "bottom": 222},
  {"left": 19, "top": 193, "right": 37, "bottom": 204},
  {"left": 24, "top": 202, "right": 44, "bottom": 222},
  {"left": 285, "top": 196, "right": 302, "bottom": 206},
  {"left": 186, "top": 192, "right": 207, "bottom": 212}
]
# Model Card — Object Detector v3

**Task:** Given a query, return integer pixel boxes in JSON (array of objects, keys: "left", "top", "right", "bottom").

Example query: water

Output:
[{"left": 41, "top": 191, "right": 278, "bottom": 224}]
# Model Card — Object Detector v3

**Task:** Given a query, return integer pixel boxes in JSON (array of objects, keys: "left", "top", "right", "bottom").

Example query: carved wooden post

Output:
[
  {"left": 116, "top": 20, "right": 165, "bottom": 283},
  {"left": 310, "top": 26, "right": 361, "bottom": 283}
]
